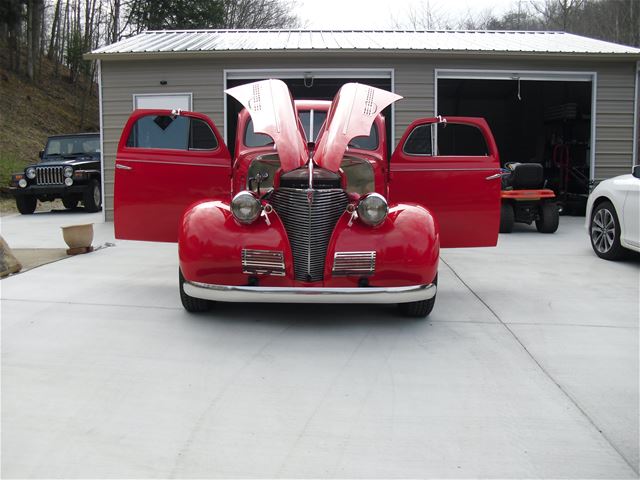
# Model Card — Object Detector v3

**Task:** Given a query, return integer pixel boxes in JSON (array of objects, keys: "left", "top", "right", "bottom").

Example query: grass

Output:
[
  {"left": 0, "top": 49, "right": 98, "bottom": 198},
  {"left": 0, "top": 151, "right": 30, "bottom": 188}
]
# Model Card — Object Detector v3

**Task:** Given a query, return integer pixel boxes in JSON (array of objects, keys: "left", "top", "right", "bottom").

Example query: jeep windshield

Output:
[{"left": 44, "top": 135, "right": 100, "bottom": 159}]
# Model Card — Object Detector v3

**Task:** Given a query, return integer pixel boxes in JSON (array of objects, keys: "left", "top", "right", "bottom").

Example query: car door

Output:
[
  {"left": 621, "top": 174, "right": 640, "bottom": 248},
  {"left": 114, "top": 109, "right": 231, "bottom": 242},
  {"left": 390, "top": 116, "right": 502, "bottom": 248}
]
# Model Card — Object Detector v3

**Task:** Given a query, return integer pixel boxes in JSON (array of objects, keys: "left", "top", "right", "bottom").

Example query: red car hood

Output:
[
  {"left": 314, "top": 83, "right": 402, "bottom": 171},
  {"left": 226, "top": 80, "right": 402, "bottom": 173},
  {"left": 225, "top": 79, "right": 308, "bottom": 172}
]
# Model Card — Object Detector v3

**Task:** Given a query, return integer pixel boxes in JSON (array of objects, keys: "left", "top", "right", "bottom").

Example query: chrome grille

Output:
[
  {"left": 242, "top": 249, "right": 285, "bottom": 276},
  {"left": 332, "top": 251, "right": 376, "bottom": 276},
  {"left": 270, "top": 188, "right": 348, "bottom": 282},
  {"left": 36, "top": 166, "right": 64, "bottom": 185}
]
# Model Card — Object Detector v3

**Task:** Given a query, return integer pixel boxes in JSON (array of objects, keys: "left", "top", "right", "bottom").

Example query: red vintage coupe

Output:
[{"left": 114, "top": 80, "right": 502, "bottom": 317}]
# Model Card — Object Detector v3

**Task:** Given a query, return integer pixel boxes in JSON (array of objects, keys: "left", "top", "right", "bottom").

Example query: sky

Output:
[{"left": 294, "top": 0, "right": 517, "bottom": 29}]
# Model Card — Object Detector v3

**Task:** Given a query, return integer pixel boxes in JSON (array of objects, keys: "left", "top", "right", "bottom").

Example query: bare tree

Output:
[
  {"left": 390, "top": 0, "right": 453, "bottom": 30},
  {"left": 26, "top": 0, "right": 45, "bottom": 80},
  {"left": 221, "top": 0, "right": 300, "bottom": 29},
  {"left": 532, "top": 0, "right": 585, "bottom": 30}
]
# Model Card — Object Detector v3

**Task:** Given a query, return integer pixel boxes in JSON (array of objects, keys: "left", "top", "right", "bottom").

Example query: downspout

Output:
[{"left": 97, "top": 59, "right": 106, "bottom": 223}]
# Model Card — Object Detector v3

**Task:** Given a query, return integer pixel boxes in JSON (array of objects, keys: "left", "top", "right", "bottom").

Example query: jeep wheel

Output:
[
  {"left": 16, "top": 196, "right": 37, "bottom": 215},
  {"left": 590, "top": 201, "right": 625, "bottom": 260},
  {"left": 83, "top": 180, "right": 102, "bottom": 212},
  {"left": 62, "top": 197, "right": 78, "bottom": 209},
  {"left": 179, "top": 270, "right": 213, "bottom": 312},
  {"left": 397, "top": 275, "right": 437, "bottom": 318},
  {"left": 499, "top": 203, "right": 514, "bottom": 233},
  {"left": 535, "top": 201, "right": 559, "bottom": 233}
]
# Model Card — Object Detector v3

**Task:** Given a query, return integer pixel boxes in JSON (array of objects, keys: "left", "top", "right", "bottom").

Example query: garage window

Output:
[{"left": 133, "top": 93, "right": 192, "bottom": 110}]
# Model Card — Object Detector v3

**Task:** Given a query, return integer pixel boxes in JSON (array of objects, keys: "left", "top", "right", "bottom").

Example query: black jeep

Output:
[{"left": 9, "top": 133, "right": 102, "bottom": 214}]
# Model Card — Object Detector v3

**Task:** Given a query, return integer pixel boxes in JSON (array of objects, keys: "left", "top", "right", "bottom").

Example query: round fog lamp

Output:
[
  {"left": 18, "top": 179, "right": 27, "bottom": 188},
  {"left": 64, "top": 177, "right": 73, "bottom": 186},
  {"left": 64, "top": 166, "right": 73, "bottom": 178},
  {"left": 231, "top": 191, "right": 261, "bottom": 224},
  {"left": 26, "top": 167, "right": 36, "bottom": 179},
  {"left": 357, "top": 193, "right": 388, "bottom": 226}
]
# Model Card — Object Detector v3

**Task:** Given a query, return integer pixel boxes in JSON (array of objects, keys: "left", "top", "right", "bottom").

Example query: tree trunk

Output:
[
  {"left": 48, "top": 0, "right": 61, "bottom": 60},
  {"left": 111, "top": 0, "right": 120, "bottom": 43},
  {"left": 26, "top": 0, "right": 34, "bottom": 80}
]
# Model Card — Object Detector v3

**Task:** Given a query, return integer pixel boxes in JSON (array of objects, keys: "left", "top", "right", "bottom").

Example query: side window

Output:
[
  {"left": 126, "top": 115, "right": 189, "bottom": 150},
  {"left": 189, "top": 118, "right": 217, "bottom": 150},
  {"left": 404, "top": 124, "right": 432, "bottom": 155},
  {"left": 436, "top": 123, "right": 488, "bottom": 156},
  {"left": 126, "top": 115, "right": 217, "bottom": 150},
  {"left": 244, "top": 119, "right": 274, "bottom": 147}
]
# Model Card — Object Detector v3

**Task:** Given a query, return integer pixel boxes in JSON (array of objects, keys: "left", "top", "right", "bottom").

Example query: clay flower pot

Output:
[{"left": 61, "top": 223, "right": 94, "bottom": 253}]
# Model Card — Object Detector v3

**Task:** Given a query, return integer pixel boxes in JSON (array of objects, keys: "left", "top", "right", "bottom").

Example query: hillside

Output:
[{"left": 0, "top": 50, "right": 99, "bottom": 211}]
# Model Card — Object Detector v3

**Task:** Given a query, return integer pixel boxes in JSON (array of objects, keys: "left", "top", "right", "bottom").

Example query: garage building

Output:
[{"left": 85, "top": 30, "right": 640, "bottom": 221}]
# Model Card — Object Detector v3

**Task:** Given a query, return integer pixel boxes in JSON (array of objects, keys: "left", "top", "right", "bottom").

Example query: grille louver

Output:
[
  {"left": 332, "top": 251, "right": 376, "bottom": 276},
  {"left": 36, "top": 166, "right": 64, "bottom": 185},
  {"left": 270, "top": 188, "right": 348, "bottom": 282}
]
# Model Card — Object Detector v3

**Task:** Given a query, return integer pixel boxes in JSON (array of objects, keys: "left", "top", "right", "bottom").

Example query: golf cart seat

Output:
[{"left": 502, "top": 162, "right": 545, "bottom": 190}]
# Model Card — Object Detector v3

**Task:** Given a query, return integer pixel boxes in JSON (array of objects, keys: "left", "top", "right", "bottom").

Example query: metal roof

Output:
[{"left": 87, "top": 29, "right": 640, "bottom": 59}]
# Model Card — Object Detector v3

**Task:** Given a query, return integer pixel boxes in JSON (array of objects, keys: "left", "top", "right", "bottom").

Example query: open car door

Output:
[
  {"left": 390, "top": 116, "right": 502, "bottom": 248},
  {"left": 114, "top": 110, "right": 231, "bottom": 242}
]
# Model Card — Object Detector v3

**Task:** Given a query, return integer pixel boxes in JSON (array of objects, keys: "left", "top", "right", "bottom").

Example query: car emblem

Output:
[{"left": 306, "top": 189, "right": 314, "bottom": 205}]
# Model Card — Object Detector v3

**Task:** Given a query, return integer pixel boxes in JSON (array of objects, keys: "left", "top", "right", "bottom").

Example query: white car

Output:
[{"left": 586, "top": 166, "right": 640, "bottom": 260}]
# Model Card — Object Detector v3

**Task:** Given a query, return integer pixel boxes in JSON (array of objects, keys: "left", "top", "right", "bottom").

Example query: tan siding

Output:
[{"left": 100, "top": 54, "right": 638, "bottom": 218}]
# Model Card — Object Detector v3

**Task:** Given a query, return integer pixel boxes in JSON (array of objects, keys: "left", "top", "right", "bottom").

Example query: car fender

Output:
[
  {"left": 324, "top": 203, "right": 439, "bottom": 287},
  {"left": 179, "top": 200, "right": 295, "bottom": 286}
]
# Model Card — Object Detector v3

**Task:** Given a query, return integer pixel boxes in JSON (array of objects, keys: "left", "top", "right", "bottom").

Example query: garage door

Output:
[{"left": 436, "top": 69, "right": 595, "bottom": 210}]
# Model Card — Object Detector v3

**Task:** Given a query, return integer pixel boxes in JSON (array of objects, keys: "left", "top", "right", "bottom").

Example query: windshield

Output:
[{"left": 45, "top": 136, "right": 100, "bottom": 156}]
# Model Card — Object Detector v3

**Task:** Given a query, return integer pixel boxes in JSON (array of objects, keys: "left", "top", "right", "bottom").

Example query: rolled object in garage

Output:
[{"left": 0, "top": 235, "right": 22, "bottom": 277}]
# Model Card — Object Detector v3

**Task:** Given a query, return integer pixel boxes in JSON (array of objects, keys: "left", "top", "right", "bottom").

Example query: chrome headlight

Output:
[
  {"left": 357, "top": 193, "right": 388, "bottom": 226},
  {"left": 231, "top": 191, "right": 261, "bottom": 224},
  {"left": 25, "top": 167, "right": 36, "bottom": 179},
  {"left": 64, "top": 166, "right": 73, "bottom": 178}
]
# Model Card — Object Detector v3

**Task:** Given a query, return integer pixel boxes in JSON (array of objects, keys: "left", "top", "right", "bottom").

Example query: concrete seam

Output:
[{"left": 440, "top": 257, "right": 639, "bottom": 475}]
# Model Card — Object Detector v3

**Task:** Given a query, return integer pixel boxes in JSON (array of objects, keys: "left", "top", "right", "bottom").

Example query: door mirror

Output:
[
  {"left": 633, "top": 165, "right": 640, "bottom": 179},
  {"left": 38, "top": 150, "right": 44, "bottom": 159}
]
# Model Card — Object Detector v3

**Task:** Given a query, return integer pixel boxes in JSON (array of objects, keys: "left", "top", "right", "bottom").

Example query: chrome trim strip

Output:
[
  {"left": 117, "top": 158, "right": 229, "bottom": 168},
  {"left": 184, "top": 282, "right": 436, "bottom": 304}
]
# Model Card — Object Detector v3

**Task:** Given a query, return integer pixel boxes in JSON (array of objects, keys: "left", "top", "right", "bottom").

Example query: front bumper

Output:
[
  {"left": 9, "top": 184, "right": 88, "bottom": 196},
  {"left": 184, "top": 281, "right": 437, "bottom": 304}
]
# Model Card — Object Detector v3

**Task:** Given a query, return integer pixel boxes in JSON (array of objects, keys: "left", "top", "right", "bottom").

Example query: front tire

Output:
[
  {"left": 16, "top": 196, "right": 37, "bottom": 214},
  {"left": 590, "top": 201, "right": 625, "bottom": 260},
  {"left": 398, "top": 275, "right": 437, "bottom": 318},
  {"left": 500, "top": 203, "right": 514, "bottom": 233},
  {"left": 83, "top": 180, "right": 102, "bottom": 212},
  {"left": 535, "top": 201, "right": 559, "bottom": 233},
  {"left": 62, "top": 197, "right": 78, "bottom": 209},
  {"left": 179, "top": 270, "right": 212, "bottom": 312}
]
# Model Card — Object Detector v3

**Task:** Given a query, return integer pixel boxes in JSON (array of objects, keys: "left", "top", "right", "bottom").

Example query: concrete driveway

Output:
[{"left": 1, "top": 211, "right": 638, "bottom": 478}]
